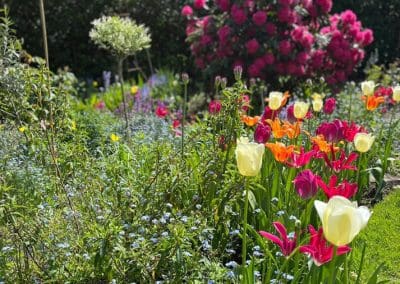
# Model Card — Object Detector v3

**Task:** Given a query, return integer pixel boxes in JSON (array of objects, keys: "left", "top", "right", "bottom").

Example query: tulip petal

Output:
[
  {"left": 314, "top": 200, "right": 327, "bottom": 221},
  {"left": 356, "top": 206, "right": 372, "bottom": 229},
  {"left": 259, "top": 231, "right": 284, "bottom": 248},
  {"left": 273, "top": 222, "right": 288, "bottom": 242}
]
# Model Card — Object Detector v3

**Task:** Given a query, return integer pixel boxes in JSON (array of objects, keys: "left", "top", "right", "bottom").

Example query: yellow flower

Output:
[
  {"left": 311, "top": 93, "right": 324, "bottom": 112},
  {"left": 18, "top": 126, "right": 26, "bottom": 133},
  {"left": 354, "top": 133, "right": 374, "bottom": 153},
  {"left": 268, "top": 91, "right": 283, "bottom": 110},
  {"left": 110, "top": 133, "right": 120, "bottom": 142},
  {"left": 314, "top": 196, "right": 371, "bottom": 246},
  {"left": 361, "top": 80, "right": 375, "bottom": 96},
  {"left": 71, "top": 121, "right": 77, "bottom": 131},
  {"left": 235, "top": 137, "right": 265, "bottom": 177},
  {"left": 392, "top": 86, "right": 400, "bottom": 102},
  {"left": 92, "top": 80, "right": 98, "bottom": 88},
  {"left": 130, "top": 85, "right": 139, "bottom": 95},
  {"left": 293, "top": 101, "right": 309, "bottom": 119}
]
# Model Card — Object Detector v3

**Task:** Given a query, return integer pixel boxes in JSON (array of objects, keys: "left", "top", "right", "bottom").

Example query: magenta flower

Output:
[
  {"left": 252, "top": 11, "right": 267, "bottom": 26},
  {"left": 254, "top": 123, "right": 271, "bottom": 144},
  {"left": 181, "top": 5, "right": 193, "bottom": 17},
  {"left": 155, "top": 105, "right": 168, "bottom": 118},
  {"left": 246, "top": 39, "right": 260, "bottom": 55},
  {"left": 323, "top": 97, "right": 336, "bottom": 114},
  {"left": 300, "top": 225, "right": 351, "bottom": 266},
  {"left": 317, "top": 175, "right": 358, "bottom": 199},
  {"left": 322, "top": 149, "right": 358, "bottom": 172},
  {"left": 286, "top": 148, "right": 316, "bottom": 168},
  {"left": 316, "top": 119, "right": 346, "bottom": 143},
  {"left": 293, "top": 170, "right": 319, "bottom": 199},
  {"left": 285, "top": 104, "right": 296, "bottom": 123},
  {"left": 193, "top": 0, "right": 206, "bottom": 9},
  {"left": 259, "top": 222, "right": 297, "bottom": 256},
  {"left": 216, "top": 0, "right": 230, "bottom": 11},
  {"left": 261, "top": 106, "right": 279, "bottom": 122},
  {"left": 209, "top": 100, "right": 222, "bottom": 114}
]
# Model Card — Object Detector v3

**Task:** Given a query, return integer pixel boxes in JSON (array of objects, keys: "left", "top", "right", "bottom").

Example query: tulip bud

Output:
[
  {"left": 215, "top": 76, "right": 222, "bottom": 88},
  {"left": 314, "top": 196, "right": 371, "bottom": 246},
  {"left": 268, "top": 91, "right": 283, "bottom": 110},
  {"left": 254, "top": 123, "right": 271, "bottom": 144},
  {"left": 361, "top": 80, "right": 375, "bottom": 96},
  {"left": 235, "top": 137, "right": 265, "bottom": 176},
  {"left": 392, "top": 86, "right": 400, "bottom": 102},
  {"left": 311, "top": 93, "right": 324, "bottom": 112},
  {"left": 293, "top": 170, "right": 318, "bottom": 199},
  {"left": 353, "top": 132, "right": 374, "bottom": 153},
  {"left": 293, "top": 101, "right": 310, "bottom": 119},
  {"left": 323, "top": 97, "right": 336, "bottom": 115},
  {"left": 209, "top": 100, "right": 222, "bottom": 114}
]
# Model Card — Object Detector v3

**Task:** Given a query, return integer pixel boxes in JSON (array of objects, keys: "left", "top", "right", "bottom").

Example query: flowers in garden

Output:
[
  {"left": 314, "top": 196, "right": 371, "bottom": 246},
  {"left": 268, "top": 91, "right": 284, "bottom": 110},
  {"left": 155, "top": 105, "right": 168, "bottom": 118},
  {"left": 361, "top": 80, "right": 375, "bottom": 96},
  {"left": 235, "top": 137, "right": 265, "bottom": 176},
  {"left": 323, "top": 97, "right": 336, "bottom": 114},
  {"left": 353, "top": 133, "right": 374, "bottom": 152},
  {"left": 317, "top": 176, "right": 358, "bottom": 199},
  {"left": 110, "top": 133, "right": 120, "bottom": 142},
  {"left": 266, "top": 142, "right": 295, "bottom": 163},
  {"left": 312, "top": 93, "right": 324, "bottom": 112},
  {"left": 209, "top": 100, "right": 222, "bottom": 114},
  {"left": 254, "top": 123, "right": 271, "bottom": 144},
  {"left": 392, "top": 86, "right": 400, "bottom": 102}
]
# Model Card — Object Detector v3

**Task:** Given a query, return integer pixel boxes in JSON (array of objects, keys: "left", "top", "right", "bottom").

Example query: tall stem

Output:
[
  {"left": 39, "top": 0, "right": 49, "bottom": 68},
  {"left": 242, "top": 179, "right": 249, "bottom": 278},
  {"left": 181, "top": 81, "right": 188, "bottom": 159},
  {"left": 118, "top": 58, "right": 129, "bottom": 133},
  {"left": 145, "top": 49, "right": 154, "bottom": 75}
]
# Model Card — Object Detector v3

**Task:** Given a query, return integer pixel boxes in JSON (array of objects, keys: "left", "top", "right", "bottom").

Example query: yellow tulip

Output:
[
  {"left": 361, "top": 80, "right": 375, "bottom": 97},
  {"left": 268, "top": 92, "right": 283, "bottom": 110},
  {"left": 354, "top": 133, "right": 374, "bottom": 153},
  {"left": 392, "top": 86, "right": 400, "bottom": 102},
  {"left": 293, "top": 101, "right": 309, "bottom": 119},
  {"left": 311, "top": 93, "right": 324, "bottom": 112},
  {"left": 314, "top": 196, "right": 371, "bottom": 246},
  {"left": 235, "top": 137, "right": 265, "bottom": 177}
]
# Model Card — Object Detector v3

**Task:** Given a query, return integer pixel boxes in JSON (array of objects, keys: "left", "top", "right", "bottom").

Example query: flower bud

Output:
[
  {"left": 311, "top": 93, "right": 324, "bottom": 112},
  {"left": 221, "top": 77, "right": 227, "bottom": 89},
  {"left": 293, "top": 101, "right": 310, "bottom": 119},
  {"left": 353, "top": 133, "right": 374, "bottom": 153},
  {"left": 361, "top": 80, "right": 375, "bottom": 96},
  {"left": 181, "top": 73, "right": 189, "bottom": 84},
  {"left": 234, "top": 65, "right": 243, "bottom": 81},
  {"left": 323, "top": 97, "right": 336, "bottom": 115},
  {"left": 215, "top": 76, "right": 222, "bottom": 88},
  {"left": 254, "top": 123, "right": 271, "bottom": 144},
  {"left": 268, "top": 91, "right": 283, "bottom": 110}
]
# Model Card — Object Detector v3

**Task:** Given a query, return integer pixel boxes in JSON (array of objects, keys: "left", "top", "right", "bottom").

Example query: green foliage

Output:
[
  {"left": 89, "top": 16, "right": 151, "bottom": 59},
  {"left": 354, "top": 187, "right": 400, "bottom": 282}
]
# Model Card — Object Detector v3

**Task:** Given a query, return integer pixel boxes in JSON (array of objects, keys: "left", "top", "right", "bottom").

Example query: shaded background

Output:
[{"left": 2, "top": 0, "right": 399, "bottom": 79}]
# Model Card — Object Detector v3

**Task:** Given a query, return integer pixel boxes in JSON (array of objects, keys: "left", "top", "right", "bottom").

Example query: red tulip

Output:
[
  {"left": 286, "top": 148, "right": 316, "bottom": 168},
  {"left": 155, "top": 105, "right": 168, "bottom": 118},
  {"left": 323, "top": 97, "right": 336, "bottom": 114},
  {"left": 322, "top": 149, "right": 358, "bottom": 172},
  {"left": 316, "top": 175, "right": 358, "bottom": 199},
  {"left": 300, "top": 225, "right": 351, "bottom": 266},
  {"left": 259, "top": 222, "right": 297, "bottom": 256}
]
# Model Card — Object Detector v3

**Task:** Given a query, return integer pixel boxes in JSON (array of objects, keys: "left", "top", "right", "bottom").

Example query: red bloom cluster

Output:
[
  {"left": 316, "top": 119, "right": 366, "bottom": 143},
  {"left": 182, "top": 1, "right": 373, "bottom": 84}
]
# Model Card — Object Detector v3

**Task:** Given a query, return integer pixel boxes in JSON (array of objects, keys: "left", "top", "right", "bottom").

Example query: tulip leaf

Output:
[
  {"left": 247, "top": 189, "right": 257, "bottom": 210},
  {"left": 367, "top": 263, "right": 385, "bottom": 284}
]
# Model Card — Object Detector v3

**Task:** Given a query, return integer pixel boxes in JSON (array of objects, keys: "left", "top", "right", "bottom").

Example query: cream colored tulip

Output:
[
  {"left": 311, "top": 93, "right": 324, "bottom": 112},
  {"left": 268, "top": 92, "right": 283, "bottom": 110},
  {"left": 392, "top": 86, "right": 400, "bottom": 102},
  {"left": 354, "top": 133, "right": 374, "bottom": 153},
  {"left": 361, "top": 81, "right": 375, "bottom": 96},
  {"left": 293, "top": 101, "right": 310, "bottom": 119},
  {"left": 235, "top": 137, "right": 265, "bottom": 177},
  {"left": 314, "top": 196, "right": 371, "bottom": 246}
]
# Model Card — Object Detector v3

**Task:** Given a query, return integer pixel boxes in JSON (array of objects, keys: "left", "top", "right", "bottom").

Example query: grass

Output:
[{"left": 356, "top": 186, "right": 400, "bottom": 282}]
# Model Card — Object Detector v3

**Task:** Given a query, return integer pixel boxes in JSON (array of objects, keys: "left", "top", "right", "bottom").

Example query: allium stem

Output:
[
  {"left": 39, "top": 0, "right": 49, "bottom": 68},
  {"left": 118, "top": 58, "right": 129, "bottom": 133}
]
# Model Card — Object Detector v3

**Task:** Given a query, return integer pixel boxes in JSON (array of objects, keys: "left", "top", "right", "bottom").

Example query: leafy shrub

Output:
[{"left": 183, "top": 0, "right": 373, "bottom": 87}]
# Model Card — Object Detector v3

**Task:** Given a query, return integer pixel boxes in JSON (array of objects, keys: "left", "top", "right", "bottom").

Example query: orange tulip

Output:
[
  {"left": 241, "top": 115, "right": 260, "bottom": 127},
  {"left": 280, "top": 91, "right": 290, "bottom": 109},
  {"left": 265, "top": 142, "right": 295, "bottom": 163},
  {"left": 283, "top": 120, "right": 301, "bottom": 139},
  {"left": 266, "top": 118, "right": 286, "bottom": 139},
  {"left": 361, "top": 95, "right": 385, "bottom": 111},
  {"left": 312, "top": 135, "right": 339, "bottom": 153}
]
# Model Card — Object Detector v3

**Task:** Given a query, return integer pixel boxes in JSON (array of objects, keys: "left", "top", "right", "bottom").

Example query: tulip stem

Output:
[
  {"left": 330, "top": 246, "right": 338, "bottom": 284},
  {"left": 242, "top": 178, "right": 249, "bottom": 280},
  {"left": 181, "top": 80, "right": 188, "bottom": 160}
]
